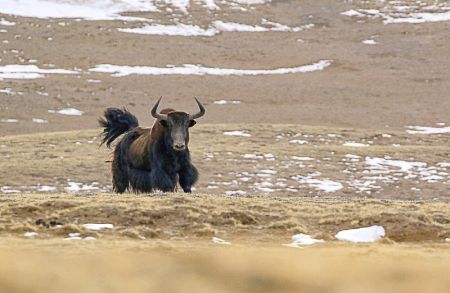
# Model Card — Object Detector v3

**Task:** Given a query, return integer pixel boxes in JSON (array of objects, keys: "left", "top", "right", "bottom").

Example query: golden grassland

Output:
[
  {"left": 0, "top": 125, "right": 448, "bottom": 292},
  {"left": 0, "top": 124, "right": 448, "bottom": 199},
  {"left": 0, "top": 193, "right": 448, "bottom": 293}
]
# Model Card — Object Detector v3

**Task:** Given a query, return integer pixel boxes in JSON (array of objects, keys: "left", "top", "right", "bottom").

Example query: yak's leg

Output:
[
  {"left": 150, "top": 169, "right": 177, "bottom": 192},
  {"left": 179, "top": 164, "right": 198, "bottom": 193},
  {"left": 128, "top": 167, "right": 152, "bottom": 193},
  {"left": 112, "top": 145, "right": 129, "bottom": 193}
]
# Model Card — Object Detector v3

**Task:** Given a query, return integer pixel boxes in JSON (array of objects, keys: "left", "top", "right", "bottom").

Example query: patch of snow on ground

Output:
[
  {"left": 342, "top": 4, "right": 450, "bottom": 24},
  {"left": 0, "top": 18, "right": 15, "bottom": 26},
  {"left": 119, "top": 24, "right": 218, "bottom": 36},
  {"left": 293, "top": 173, "right": 343, "bottom": 192},
  {"left": 223, "top": 130, "right": 251, "bottom": 137},
  {"left": 214, "top": 100, "right": 241, "bottom": 104},
  {"left": 365, "top": 157, "right": 426, "bottom": 172},
  {"left": 1, "top": 119, "right": 18, "bottom": 123},
  {"left": 1, "top": 186, "right": 20, "bottom": 193},
  {"left": 289, "top": 139, "right": 308, "bottom": 145},
  {"left": 335, "top": 226, "right": 385, "bottom": 243},
  {"left": 89, "top": 60, "right": 332, "bottom": 76},
  {"left": 0, "top": 65, "right": 77, "bottom": 79},
  {"left": 225, "top": 190, "right": 247, "bottom": 195},
  {"left": 406, "top": 125, "right": 450, "bottom": 134},
  {"left": 0, "top": 0, "right": 157, "bottom": 21},
  {"left": 212, "top": 237, "right": 230, "bottom": 245},
  {"left": 24, "top": 232, "right": 38, "bottom": 238},
  {"left": 49, "top": 108, "right": 84, "bottom": 116},
  {"left": 32, "top": 118, "right": 48, "bottom": 124},
  {"left": 292, "top": 156, "right": 313, "bottom": 161},
  {"left": 37, "top": 185, "right": 56, "bottom": 192},
  {"left": 284, "top": 233, "right": 324, "bottom": 247},
  {"left": 65, "top": 181, "right": 99, "bottom": 192},
  {"left": 343, "top": 142, "right": 369, "bottom": 147},
  {"left": 83, "top": 223, "right": 114, "bottom": 231},
  {"left": 362, "top": 39, "right": 377, "bottom": 45}
]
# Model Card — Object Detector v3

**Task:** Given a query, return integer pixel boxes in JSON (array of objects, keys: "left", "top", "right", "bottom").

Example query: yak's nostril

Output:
[{"left": 174, "top": 144, "right": 185, "bottom": 150}]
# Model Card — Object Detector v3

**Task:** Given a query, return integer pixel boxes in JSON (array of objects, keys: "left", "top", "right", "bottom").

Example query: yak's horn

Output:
[
  {"left": 189, "top": 97, "right": 206, "bottom": 120},
  {"left": 151, "top": 97, "right": 168, "bottom": 120}
]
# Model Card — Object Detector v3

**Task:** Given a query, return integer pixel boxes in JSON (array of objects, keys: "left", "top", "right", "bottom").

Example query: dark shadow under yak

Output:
[{"left": 98, "top": 97, "right": 205, "bottom": 193}]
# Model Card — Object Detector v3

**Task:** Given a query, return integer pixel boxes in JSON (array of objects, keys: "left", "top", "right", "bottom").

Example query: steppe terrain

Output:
[{"left": 0, "top": 0, "right": 449, "bottom": 292}]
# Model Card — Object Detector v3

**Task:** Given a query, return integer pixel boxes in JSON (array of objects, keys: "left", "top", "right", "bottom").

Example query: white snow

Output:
[
  {"left": 341, "top": 10, "right": 366, "bottom": 17},
  {"left": 64, "top": 181, "right": 98, "bottom": 192},
  {"left": 335, "top": 226, "right": 385, "bottom": 243},
  {"left": 406, "top": 126, "right": 450, "bottom": 134},
  {"left": 214, "top": 100, "right": 241, "bottom": 105},
  {"left": 1, "top": 119, "right": 18, "bottom": 123},
  {"left": 32, "top": 118, "right": 48, "bottom": 124},
  {"left": 289, "top": 139, "right": 308, "bottom": 145},
  {"left": 365, "top": 157, "right": 426, "bottom": 172},
  {"left": 213, "top": 20, "right": 268, "bottom": 32},
  {"left": 0, "top": 18, "right": 15, "bottom": 26},
  {"left": 284, "top": 233, "right": 324, "bottom": 247},
  {"left": 0, "top": 65, "right": 77, "bottom": 79},
  {"left": 293, "top": 174, "right": 343, "bottom": 193},
  {"left": 0, "top": 88, "right": 14, "bottom": 95},
  {"left": 24, "top": 232, "right": 38, "bottom": 238},
  {"left": 343, "top": 142, "right": 370, "bottom": 147},
  {"left": 0, "top": 0, "right": 157, "bottom": 21},
  {"left": 0, "top": 186, "right": 20, "bottom": 193},
  {"left": 49, "top": 108, "right": 84, "bottom": 116},
  {"left": 83, "top": 223, "right": 114, "bottom": 231},
  {"left": 202, "top": 0, "right": 220, "bottom": 10},
  {"left": 37, "top": 185, "right": 56, "bottom": 192},
  {"left": 291, "top": 156, "right": 313, "bottom": 161},
  {"left": 89, "top": 60, "right": 332, "bottom": 77},
  {"left": 119, "top": 24, "right": 218, "bottom": 36},
  {"left": 223, "top": 131, "right": 251, "bottom": 137},
  {"left": 362, "top": 39, "right": 377, "bottom": 45},
  {"left": 225, "top": 190, "right": 247, "bottom": 196},
  {"left": 212, "top": 236, "right": 230, "bottom": 245},
  {"left": 384, "top": 11, "right": 450, "bottom": 24}
]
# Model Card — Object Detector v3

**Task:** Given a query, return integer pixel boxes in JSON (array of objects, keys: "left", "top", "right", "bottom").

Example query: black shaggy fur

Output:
[{"left": 99, "top": 108, "right": 199, "bottom": 194}]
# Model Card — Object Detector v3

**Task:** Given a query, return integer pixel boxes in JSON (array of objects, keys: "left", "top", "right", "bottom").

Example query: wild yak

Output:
[{"left": 98, "top": 97, "right": 205, "bottom": 193}]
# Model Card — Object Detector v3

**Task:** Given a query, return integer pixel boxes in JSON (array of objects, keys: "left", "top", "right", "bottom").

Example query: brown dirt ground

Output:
[{"left": 1, "top": 0, "right": 449, "bottom": 135}]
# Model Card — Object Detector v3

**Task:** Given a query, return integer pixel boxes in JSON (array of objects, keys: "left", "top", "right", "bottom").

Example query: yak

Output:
[{"left": 98, "top": 97, "right": 205, "bottom": 193}]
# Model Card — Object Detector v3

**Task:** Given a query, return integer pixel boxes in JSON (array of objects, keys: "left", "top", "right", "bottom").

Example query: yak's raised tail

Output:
[{"left": 98, "top": 108, "right": 139, "bottom": 147}]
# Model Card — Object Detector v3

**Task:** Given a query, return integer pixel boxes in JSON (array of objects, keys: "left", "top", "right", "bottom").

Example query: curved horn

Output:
[
  {"left": 189, "top": 97, "right": 206, "bottom": 120},
  {"left": 151, "top": 97, "right": 168, "bottom": 120}
]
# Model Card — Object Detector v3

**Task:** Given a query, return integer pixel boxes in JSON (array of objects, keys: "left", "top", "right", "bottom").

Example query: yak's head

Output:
[{"left": 151, "top": 97, "right": 205, "bottom": 152}]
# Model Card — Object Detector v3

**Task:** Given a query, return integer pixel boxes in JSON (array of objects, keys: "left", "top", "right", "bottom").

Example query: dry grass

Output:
[
  {"left": 0, "top": 124, "right": 448, "bottom": 199},
  {"left": 0, "top": 238, "right": 449, "bottom": 293}
]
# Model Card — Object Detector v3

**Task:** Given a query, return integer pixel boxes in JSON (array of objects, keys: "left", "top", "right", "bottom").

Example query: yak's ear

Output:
[
  {"left": 189, "top": 120, "right": 197, "bottom": 127},
  {"left": 159, "top": 120, "right": 168, "bottom": 128}
]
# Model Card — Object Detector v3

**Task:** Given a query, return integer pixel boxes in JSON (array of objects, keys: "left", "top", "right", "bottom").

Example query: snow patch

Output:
[
  {"left": 284, "top": 233, "right": 324, "bottom": 247},
  {"left": 89, "top": 60, "right": 332, "bottom": 77},
  {"left": 49, "top": 108, "right": 84, "bottom": 116},
  {"left": 343, "top": 142, "right": 370, "bottom": 147},
  {"left": 0, "top": 65, "right": 77, "bottom": 79},
  {"left": 335, "top": 226, "right": 385, "bottom": 243},
  {"left": 406, "top": 125, "right": 450, "bottom": 134},
  {"left": 119, "top": 24, "right": 218, "bottom": 36},
  {"left": 212, "top": 236, "right": 230, "bottom": 245},
  {"left": 0, "top": 0, "right": 157, "bottom": 21},
  {"left": 24, "top": 232, "right": 38, "bottom": 238},
  {"left": 83, "top": 223, "right": 114, "bottom": 231},
  {"left": 223, "top": 131, "right": 251, "bottom": 137}
]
